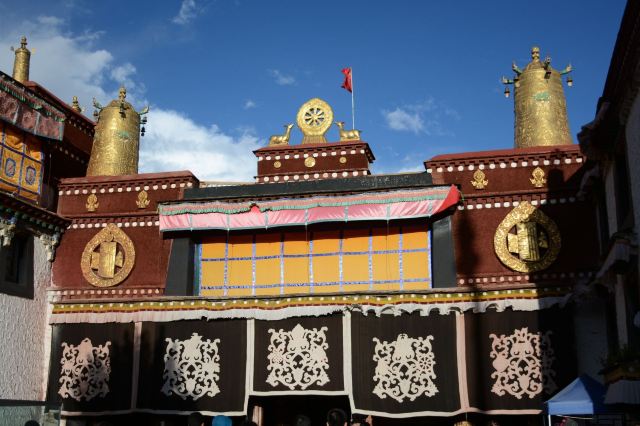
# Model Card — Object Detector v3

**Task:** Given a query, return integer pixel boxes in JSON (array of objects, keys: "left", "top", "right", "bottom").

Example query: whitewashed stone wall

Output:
[{"left": 0, "top": 238, "right": 51, "bottom": 400}]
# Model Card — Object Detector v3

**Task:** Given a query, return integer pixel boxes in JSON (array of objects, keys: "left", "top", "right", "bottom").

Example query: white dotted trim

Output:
[{"left": 457, "top": 197, "right": 580, "bottom": 210}]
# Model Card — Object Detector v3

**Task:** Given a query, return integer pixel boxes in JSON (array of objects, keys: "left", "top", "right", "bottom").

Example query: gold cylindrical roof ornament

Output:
[
  {"left": 11, "top": 36, "right": 31, "bottom": 83},
  {"left": 502, "top": 47, "right": 574, "bottom": 148},
  {"left": 86, "top": 87, "right": 149, "bottom": 176}
]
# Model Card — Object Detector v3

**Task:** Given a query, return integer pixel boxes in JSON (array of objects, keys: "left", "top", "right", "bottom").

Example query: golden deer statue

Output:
[
  {"left": 335, "top": 121, "right": 361, "bottom": 141},
  {"left": 269, "top": 124, "right": 294, "bottom": 146}
]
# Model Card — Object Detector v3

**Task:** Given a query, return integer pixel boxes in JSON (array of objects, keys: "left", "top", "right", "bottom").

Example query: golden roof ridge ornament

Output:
[
  {"left": 501, "top": 46, "right": 574, "bottom": 149},
  {"left": 11, "top": 36, "right": 31, "bottom": 83},
  {"left": 297, "top": 98, "right": 333, "bottom": 144},
  {"left": 87, "top": 86, "right": 149, "bottom": 176}
]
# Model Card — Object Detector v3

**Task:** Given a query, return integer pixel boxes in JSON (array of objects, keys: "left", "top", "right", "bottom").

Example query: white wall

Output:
[
  {"left": 0, "top": 238, "right": 51, "bottom": 400},
  {"left": 626, "top": 91, "right": 640, "bottom": 280}
]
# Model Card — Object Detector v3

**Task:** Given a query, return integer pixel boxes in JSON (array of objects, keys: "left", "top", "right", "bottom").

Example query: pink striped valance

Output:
[{"left": 159, "top": 185, "right": 460, "bottom": 232}]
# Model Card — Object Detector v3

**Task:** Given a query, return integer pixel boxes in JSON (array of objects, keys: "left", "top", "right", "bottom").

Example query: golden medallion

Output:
[
  {"left": 471, "top": 170, "right": 488, "bottom": 190},
  {"left": 530, "top": 167, "right": 547, "bottom": 188},
  {"left": 81, "top": 224, "right": 135, "bottom": 287},
  {"left": 304, "top": 157, "right": 316, "bottom": 168},
  {"left": 494, "top": 201, "right": 560, "bottom": 273},
  {"left": 273, "top": 161, "right": 282, "bottom": 169},
  {"left": 339, "top": 156, "right": 347, "bottom": 164},
  {"left": 136, "top": 190, "right": 150, "bottom": 209},
  {"left": 86, "top": 194, "right": 99, "bottom": 212},
  {"left": 296, "top": 98, "right": 333, "bottom": 144}
]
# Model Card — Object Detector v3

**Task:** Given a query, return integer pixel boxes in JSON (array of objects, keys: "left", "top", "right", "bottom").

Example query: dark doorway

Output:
[{"left": 248, "top": 395, "right": 350, "bottom": 426}]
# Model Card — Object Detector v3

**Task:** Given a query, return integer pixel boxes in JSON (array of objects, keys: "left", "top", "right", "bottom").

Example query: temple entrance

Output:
[{"left": 249, "top": 395, "right": 350, "bottom": 426}]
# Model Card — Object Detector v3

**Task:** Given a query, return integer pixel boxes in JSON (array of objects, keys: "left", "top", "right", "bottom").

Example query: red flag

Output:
[{"left": 341, "top": 67, "right": 352, "bottom": 93}]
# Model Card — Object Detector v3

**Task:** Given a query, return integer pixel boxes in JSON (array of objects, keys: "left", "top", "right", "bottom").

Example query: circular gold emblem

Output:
[
  {"left": 304, "top": 157, "right": 316, "bottom": 168},
  {"left": 296, "top": 98, "right": 333, "bottom": 144},
  {"left": 81, "top": 223, "right": 135, "bottom": 287},
  {"left": 339, "top": 156, "right": 347, "bottom": 164},
  {"left": 493, "top": 201, "right": 561, "bottom": 273},
  {"left": 273, "top": 161, "right": 282, "bottom": 169}
]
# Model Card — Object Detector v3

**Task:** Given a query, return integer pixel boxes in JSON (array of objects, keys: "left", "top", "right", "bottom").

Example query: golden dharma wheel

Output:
[{"left": 297, "top": 98, "right": 333, "bottom": 144}]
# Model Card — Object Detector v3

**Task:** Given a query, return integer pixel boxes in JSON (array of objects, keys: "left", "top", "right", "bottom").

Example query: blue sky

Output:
[{"left": 0, "top": 0, "right": 626, "bottom": 180}]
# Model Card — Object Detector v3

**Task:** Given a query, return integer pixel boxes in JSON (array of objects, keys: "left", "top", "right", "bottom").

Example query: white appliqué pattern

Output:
[
  {"left": 58, "top": 338, "right": 111, "bottom": 401},
  {"left": 489, "top": 327, "right": 557, "bottom": 399},
  {"left": 266, "top": 323, "right": 329, "bottom": 390},
  {"left": 162, "top": 333, "right": 221, "bottom": 400},
  {"left": 372, "top": 333, "right": 438, "bottom": 403}
]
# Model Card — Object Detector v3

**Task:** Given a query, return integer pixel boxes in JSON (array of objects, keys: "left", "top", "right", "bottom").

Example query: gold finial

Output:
[
  {"left": 11, "top": 36, "right": 31, "bottom": 83},
  {"left": 71, "top": 96, "right": 82, "bottom": 113},
  {"left": 86, "top": 86, "right": 150, "bottom": 176},
  {"left": 502, "top": 46, "right": 574, "bottom": 149},
  {"left": 531, "top": 46, "right": 540, "bottom": 61}
]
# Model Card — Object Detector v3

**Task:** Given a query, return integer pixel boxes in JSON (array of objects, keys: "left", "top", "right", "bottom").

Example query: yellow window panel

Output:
[
  {"left": 403, "top": 280, "right": 430, "bottom": 291},
  {"left": 200, "top": 261, "right": 225, "bottom": 287},
  {"left": 313, "top": 255, "right": 339, "bottom": 289},
  {"left": 20, "top": 156, "right": 41, "bottom": 193},
  {"left": 284, "top": 258, "right": 309, "bottom": 284},
  {"left": 3, "top": 126, "right": 23, "bottom": 151},
  {"left": 201, "top": 236, "right": 226, "bottom": 259},
  {"left": 24, "top": 135, "right": 42, "bottom": 160},
  {"left": 228, "top": 287, "right": 251, "bottom": 297},
  {"left": 256, "top": 232, "right": 280, "bottom": 257},
  {"left": 255, "top": 284, "right": 281, "bottom": 297},
  {"left": 372, "top": 253, "right": 400, "bottom": 286},
  {"left": 312, "top": 231, "right": 340, "bottom": 254},
  {"left": 255, "top": 258, "right": 280, "bottom": 286},
  {"left": 342, "top": 254, "right": 369, "bottom": 283},
  {"left": 343, "top": 228, "right": 369, "bottom": 253},
  {"left": 229, "top": 234, "right": 253, "bottom": 258},
  {"left": 284, "top": 231, "right": 308, "bottom": 255},
  {"left": 200, "top": 288, "right": 224, "bottom": 297},
  {"left": 228, "top": 259, "right": 252, "bottom": 287},
  {"left": 1, "top": 148, "right": 22, "bottom": 186},
  {"left": 403, "top": 227, "right": 428, "bottom": 250},
  {"left": 284, "top": 283, "right": 310, "bottom": 295},
  {"left": 403, "top": 252, "right": 430, "bottom": 281}
]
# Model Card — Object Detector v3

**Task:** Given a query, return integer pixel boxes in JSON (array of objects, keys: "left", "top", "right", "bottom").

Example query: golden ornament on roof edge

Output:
[{"left": 297, "top": 98, "right": 333, "bottom": 144}]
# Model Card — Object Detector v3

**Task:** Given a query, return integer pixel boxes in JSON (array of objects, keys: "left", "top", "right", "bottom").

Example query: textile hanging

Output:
[
  {"left": 159, "top": 186, "right": 460, "bottom": 232},
  {"left": 45, "top": 307, "right": 574, "bottom": 417},
  {"left": 253, "top": 315, "right": 344, "bottom": 394},
  {"left": 349, "top": 312, "right": 461, "bottom": 417},
  {"left": 0, "top": 78, "right": 65, "bottom": 141},
  {"left": 0, "top": 123, "right": 44, "bottom": 201},
  {"left": 463, "top": 308, "right": 575, "bottom": 413},
  {"left": 46, "top": 323, "right": 135, "bottom": 415},
  {"left": 199, "top": 224, "right": 431, "bottom": 297},
  {"left": 136, "top": 319, "right": 249, "bottom": 416}
]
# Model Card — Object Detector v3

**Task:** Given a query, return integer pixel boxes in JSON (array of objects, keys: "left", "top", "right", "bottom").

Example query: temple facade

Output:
[{"left": 0, "top": 6, "right": 639, "bottom": 426}]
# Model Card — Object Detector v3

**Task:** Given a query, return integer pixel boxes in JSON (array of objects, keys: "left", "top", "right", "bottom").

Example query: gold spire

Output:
[
  {"left": 71, "top": 96, "right": 82, "bottom": 113},
  {"left": 502, "top": 46, "right": 574, "bottom": 148},
  {"left": 11, "top": 36, "right": 31, "bottom": 83},
  {"left": 86, "top": 86, "right": 149, "bottom": 176}
]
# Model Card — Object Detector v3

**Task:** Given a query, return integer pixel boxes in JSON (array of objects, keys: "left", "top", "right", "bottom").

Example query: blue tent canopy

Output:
[{"left": 545, "top": 374, "right": 608, "bottom": 415}]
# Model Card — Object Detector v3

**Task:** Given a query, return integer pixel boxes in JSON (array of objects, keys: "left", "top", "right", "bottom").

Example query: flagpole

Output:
[{"left": 351, "top": 68, "right": 356, "bottom": 129}]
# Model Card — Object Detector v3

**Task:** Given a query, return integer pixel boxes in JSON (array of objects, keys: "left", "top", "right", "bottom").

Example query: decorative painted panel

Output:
[
  {"left": 0, "top": 123, "right": 43, "bottom": 202},
  {"left": 198, "top": 224, "right": 431, "bottom": 297}
]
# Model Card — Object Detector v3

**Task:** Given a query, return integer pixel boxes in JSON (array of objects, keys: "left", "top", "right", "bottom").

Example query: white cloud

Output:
[
  {"left": 173, "top": 0, "right": 199, "bottom": 25},
  {"left": 140, "top": 109, "right": 260, "bottom": 181},
  {"left": 244, "top": 99, "right": 256, "bottom": 109},
  {"left": 0, "top": 15, "right": 260, "bottom": 182},
  {"left": 382, "top": 98, "right": 460, "bottom": 136},
  {"left": 383, "top": 108, "right": 424, "bottom": 134},
  {"left": 268, "top": 69, "right": 295, "bottom": 86}
]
